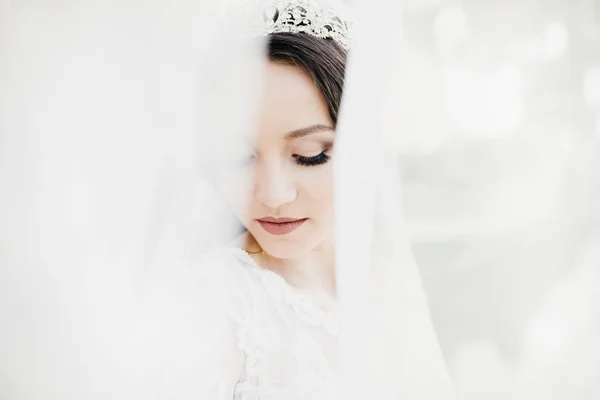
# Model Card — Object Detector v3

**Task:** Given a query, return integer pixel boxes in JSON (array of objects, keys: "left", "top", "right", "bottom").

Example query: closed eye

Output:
[{"left": 293, "top": 151, "right": 330, "bottom": 167}]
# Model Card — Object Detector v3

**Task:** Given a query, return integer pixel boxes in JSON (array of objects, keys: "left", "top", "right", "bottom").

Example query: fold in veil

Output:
[
  {"left": 0, "top": 0, "right": 452, "bottom": 399},
  {"left": 332, "top": 0, "right": 453, "bottom": 398}
]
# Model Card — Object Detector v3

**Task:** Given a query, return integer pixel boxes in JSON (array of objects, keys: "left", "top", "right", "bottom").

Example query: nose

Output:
[{"left": 254, "top": 160, "right": 297, "bottom": 210}]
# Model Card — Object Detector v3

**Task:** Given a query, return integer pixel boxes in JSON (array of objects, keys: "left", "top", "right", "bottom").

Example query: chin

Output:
[{"left": 253, "top": 234, "right": 320, "bottom": 260}]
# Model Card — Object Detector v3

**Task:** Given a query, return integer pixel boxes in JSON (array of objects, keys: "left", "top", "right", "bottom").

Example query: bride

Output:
[
  {"left": 191, "top": 0, "right": 453, "bottom": 399},
  {"left": 202, "top": 4, "right": 346, "bottom": 398}
]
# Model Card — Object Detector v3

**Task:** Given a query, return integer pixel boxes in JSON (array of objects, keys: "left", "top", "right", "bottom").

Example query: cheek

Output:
[{"left": 299, "top": 164, "right": 334, "bottom": 213}]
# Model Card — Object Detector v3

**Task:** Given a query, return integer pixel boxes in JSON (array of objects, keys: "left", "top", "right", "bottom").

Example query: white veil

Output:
[{"left": 2, "top": 0, "right": 599, "bottom": 399}]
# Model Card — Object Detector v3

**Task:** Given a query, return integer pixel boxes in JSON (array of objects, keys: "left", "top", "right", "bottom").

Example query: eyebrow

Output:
[{"left": 285, "top": 124, "right": 335, "bottom": 139}]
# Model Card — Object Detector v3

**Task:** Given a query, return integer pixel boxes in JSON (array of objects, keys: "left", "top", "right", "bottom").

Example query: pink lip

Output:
[{"left": 256, "top": 217, "right": 308, "bottom": 235}]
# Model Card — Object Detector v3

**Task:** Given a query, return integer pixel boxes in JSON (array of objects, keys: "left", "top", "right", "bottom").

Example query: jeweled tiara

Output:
[{"left": 262, "top": 0, "right": 351, "bottom": 50}]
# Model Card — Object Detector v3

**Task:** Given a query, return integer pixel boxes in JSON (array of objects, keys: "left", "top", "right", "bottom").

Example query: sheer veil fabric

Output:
[
  {"left": 332, "top": 0, "right": 453, "bottom": 398},
  {"left": 0, "top": 0, "right": 453, "bottom": 399}
]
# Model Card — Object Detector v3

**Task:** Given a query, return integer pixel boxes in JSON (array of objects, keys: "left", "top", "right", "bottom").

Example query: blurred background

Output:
[{"left": 388, "top": 0, "right": 600, "bottom": 398}]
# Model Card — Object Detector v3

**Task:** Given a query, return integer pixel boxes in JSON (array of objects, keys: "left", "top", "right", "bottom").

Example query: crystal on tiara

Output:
[{"left": 261, "top": 0, "right": 351, "bottom": 50}]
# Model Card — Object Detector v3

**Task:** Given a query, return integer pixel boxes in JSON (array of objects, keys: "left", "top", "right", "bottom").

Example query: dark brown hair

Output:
[{"left": 266, "top": 33, "right": 347, "bottom": 125}]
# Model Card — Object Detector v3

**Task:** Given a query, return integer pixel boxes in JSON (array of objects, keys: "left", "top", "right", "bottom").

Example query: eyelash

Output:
[
  {"left": 294, "top": 151, "right": 330, "bottom": 167},
  {"left": 234, "top": 148, "right": 331, "bottom": 168}
]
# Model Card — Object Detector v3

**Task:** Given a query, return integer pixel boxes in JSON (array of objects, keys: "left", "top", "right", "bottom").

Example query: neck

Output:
[{"left": 244, "top": 234, "right": 337, "bottom": 300}]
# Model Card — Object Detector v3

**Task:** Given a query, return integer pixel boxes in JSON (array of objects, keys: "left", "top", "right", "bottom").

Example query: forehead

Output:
[{"left": 256, "top": 62, "right": 333, "bottom": 141}]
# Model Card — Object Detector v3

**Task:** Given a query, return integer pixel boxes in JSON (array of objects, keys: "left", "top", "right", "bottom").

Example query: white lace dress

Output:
[{"left": 196, "top": 246, "right": 339, "bottom": 400}]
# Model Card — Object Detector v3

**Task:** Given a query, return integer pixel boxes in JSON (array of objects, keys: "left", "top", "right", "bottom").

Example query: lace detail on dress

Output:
[
  {"left": 226, "top": 247, "right": 339, "bottom": 336},
  {"left": 202, "top": 247, "right": 338, "bottom": 400}
]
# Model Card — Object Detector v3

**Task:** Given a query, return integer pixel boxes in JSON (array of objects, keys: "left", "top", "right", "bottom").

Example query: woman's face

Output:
[{"left": 216, "top": 61, "right": 335, "bottom": 259}]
